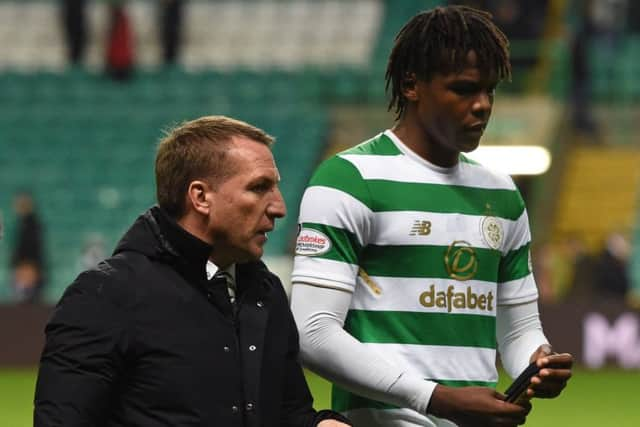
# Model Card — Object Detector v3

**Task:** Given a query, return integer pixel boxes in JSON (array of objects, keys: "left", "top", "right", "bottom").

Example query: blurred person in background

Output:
[
  {"left": 567, "top": 0, "right": 628, "bottom": 138},
  {"left": 105, "top": 1, "right": 135, "bottom": 81},
  {"left": 160, "top": 0, "right": 184, "bottom": 65},
  {"left": 34, "top": 116, "right": 351, "bottom": 427},
  {"left": 568, "top": 0, "right": 598, "bottom": 136},
  {"left": 10, "top": 191, "right": 46, "bottom": 304},
  {"left": 593, "top": 231, "right": 631, "bottom": 301},
  {"left": 562, "top": 236, "right": 595, "bottom": 302},
  {"left": 533, "top": 237, "right": 595, "bottom": 304},
  {"left": 530, "top": 241, "right": 556, "bottom": 303},
  {"left": 61, "top": 0, "right": 87, "bottom": 65},
  {"left": 588, "top": 0, "right": 628, "bottom": 46},
  {"left": 61, "top": 0, "right": 184, "bottom": 68},
  {"left": 291, "top": 6, "right": 573, "bottom": 427}
]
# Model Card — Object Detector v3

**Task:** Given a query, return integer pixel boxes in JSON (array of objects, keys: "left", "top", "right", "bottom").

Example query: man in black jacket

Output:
[{"left": 34, "top": 116, "right": 351, "bottom": 427}]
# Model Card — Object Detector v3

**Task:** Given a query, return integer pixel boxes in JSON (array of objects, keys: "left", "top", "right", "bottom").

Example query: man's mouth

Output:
[
  {"left": 462, "top": 123, "right": 486, "bottom": 140},
  {"left": 258, "top": 228, "right": 273, "bottom": 240},
  {"left": 465, "top": 123, "right": 486, "bottom": 133}
]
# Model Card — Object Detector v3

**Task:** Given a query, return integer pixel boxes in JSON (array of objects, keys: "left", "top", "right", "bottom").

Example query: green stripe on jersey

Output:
[
  {"left": 344, "top": 310, "right": 496, "bottom": 348},
  {"left": 437, "top": 379, "right": 497, "bottom": 388},
  {"left": 361, "top": 244, "right": 501, "bottom": 283},
  {"left": 309, "top": 171, "right": 524, "bottom": 221},
  {"left": 301, "top": 222, "right": 362, "bottom": 265},
  {"left": 308, "top": 156, "right": 371, "bottom": 206},
  {"left": 341, "top": 133, "right": 402, "bottom": 156},
  {"left": 332, "top": 379, "right": 497, "bottom": 412},
  {"left": 308, "top": 136, "right": 524, "bottom": 221},
  {"left": 366, "top": 180, "right": 524, "bottom": 220},
  {"left": 498, "top": 243, "right": 531, "bottom": 283}
]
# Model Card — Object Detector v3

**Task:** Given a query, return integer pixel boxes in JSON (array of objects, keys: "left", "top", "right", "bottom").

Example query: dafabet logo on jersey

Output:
[
  {"left": 295, "top": 228, "right": 331, "bottom": 256},
  {"left": 444, "top": 240, "right": 478, "bottom": 281},
  {"left": 419, "top": 284, "right": 494, "bottom": 313}
]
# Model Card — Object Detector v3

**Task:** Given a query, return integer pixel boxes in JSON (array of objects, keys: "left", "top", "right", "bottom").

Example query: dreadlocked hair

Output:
[{"left": 385, "top": 5, "right": 511, "bottom": 119}]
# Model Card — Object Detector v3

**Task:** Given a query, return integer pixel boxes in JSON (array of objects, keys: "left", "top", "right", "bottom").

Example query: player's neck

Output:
[{"left": 392, "top": 119, "right": 459, "bottom": 168}]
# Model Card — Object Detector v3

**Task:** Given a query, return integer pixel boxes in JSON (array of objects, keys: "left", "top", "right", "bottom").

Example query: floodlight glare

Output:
[{"left": 466, "top": 146, "right": 551, "bottom": 175}]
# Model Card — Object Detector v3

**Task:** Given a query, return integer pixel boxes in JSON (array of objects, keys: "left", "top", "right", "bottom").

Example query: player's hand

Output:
[
  {"left": 317, "top": 420, "right": 351, "bottom": 427},
  {"left": 428, "top": 385, "right": 531, "bottom": 426},
  {"left": 526, "top": 344, "right": 573, "bottom": 399}
]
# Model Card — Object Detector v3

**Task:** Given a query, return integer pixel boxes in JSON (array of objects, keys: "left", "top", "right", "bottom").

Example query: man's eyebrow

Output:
[
  {"left": 448, "top": 77, "right": 497, "bottom": 88},
  {"left": 250, "top": 173, "right": 279, "bottom": 185},
  {"left": 448, "top": 76, "right": 482, "bottom": 83}
]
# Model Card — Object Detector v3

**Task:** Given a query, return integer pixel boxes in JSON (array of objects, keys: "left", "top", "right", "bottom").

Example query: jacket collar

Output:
[
  {"left": 148, "top": 206, "right": 213, "bottom": 283},
  {"left": 115, "top": 206, "right": 273, "bottom": 297},
  {"left": 148, "top": 207, "right": 272, "bottom": 295}
]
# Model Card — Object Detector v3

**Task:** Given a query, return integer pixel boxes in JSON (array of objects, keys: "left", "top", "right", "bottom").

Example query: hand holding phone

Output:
[{"left": 504, "top": 362, "right": 540, "bottom": 403}]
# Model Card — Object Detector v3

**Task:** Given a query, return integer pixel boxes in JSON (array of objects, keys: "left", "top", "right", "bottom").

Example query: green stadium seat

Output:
[{"left": 0, "top": 69, "right": 333, "bottom": 302}]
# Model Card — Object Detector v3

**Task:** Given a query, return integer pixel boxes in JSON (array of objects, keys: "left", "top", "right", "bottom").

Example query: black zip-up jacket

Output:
[{"left": 34, "top": 207, "right": 350, "bottom": 427}]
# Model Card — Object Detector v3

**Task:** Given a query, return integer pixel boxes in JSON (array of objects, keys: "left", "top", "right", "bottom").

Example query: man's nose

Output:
[
  {"left": 472, "top": 91, "right": 492, "bottom": 119},
  {"left": 268, "top": 188, "right": 287, "bottom": 219}
]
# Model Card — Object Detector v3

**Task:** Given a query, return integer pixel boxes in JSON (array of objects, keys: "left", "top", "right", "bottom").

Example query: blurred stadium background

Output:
[{"left": 0, "top": 0, "right": 639, "bottom": 426}]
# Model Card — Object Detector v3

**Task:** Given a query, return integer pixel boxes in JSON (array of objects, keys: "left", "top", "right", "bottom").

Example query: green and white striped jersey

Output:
[{"left": 292, "top": 130, "right": 538, "bottom": 425}]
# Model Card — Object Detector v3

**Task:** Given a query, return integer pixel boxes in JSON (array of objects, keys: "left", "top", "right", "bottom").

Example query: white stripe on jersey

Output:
[
  {"left": 501, "top": 209, "right": 531, "bottom": 254},
  {"left": 339, "top": 150, "right": 517, "bottom": 193},
  {"left": 300, "top": 185, "right": 372, "bottom": 246},
  {"left": 372, "top": 210, "right": 516, "bottom": 251},
  {"left": 383, "top": 129, "right": 517, "bottom": 191},
  {"left": 340, "top": 151, "right": 516, "bottom": 190},
  {"left": 292, "top": 257, "right": 359, "bottom": 291},
  {"left": 366, "top": 343, "right": 498, "bottom": 383},
  {"left": 300, "top": 186, "right": 529, "bottom": 252},
  {"left": 349, "top": 276, "right": 497, "bottom": 316},
  {"left": 497, "top": 274, "right": 538, "bottom": 304}
]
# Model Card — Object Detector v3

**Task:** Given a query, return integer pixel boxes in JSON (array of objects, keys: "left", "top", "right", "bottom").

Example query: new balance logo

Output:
[{"left": 410, "top": 220, "right": 431, "bottom": 236}]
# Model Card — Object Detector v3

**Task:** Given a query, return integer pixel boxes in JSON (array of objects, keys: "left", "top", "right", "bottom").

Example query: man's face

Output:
[
  {"left": 410, "top": 51, "right": 498, "bottom": 159},
  {"left": 206, "top": 137, "right": 286, "bottom": 265}
]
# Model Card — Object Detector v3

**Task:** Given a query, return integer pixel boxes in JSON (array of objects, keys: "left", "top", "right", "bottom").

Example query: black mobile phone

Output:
[{"left": 504, "top": 362, "right": 540, "bottom": 403}]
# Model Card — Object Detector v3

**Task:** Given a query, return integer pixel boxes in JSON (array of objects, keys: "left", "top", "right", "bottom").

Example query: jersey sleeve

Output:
[
  {"left": 292, "top": 155, "right": 372, "bottom": 292},
  {"left": 497, "top": 186, "right": 539, "bottom": 305}
]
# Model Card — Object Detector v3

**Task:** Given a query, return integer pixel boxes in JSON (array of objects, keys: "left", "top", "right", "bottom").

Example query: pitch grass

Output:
[
  {"left": 307, "top": 368, "right": 640, "bottom": 426},
  {"left": 1, "top": 367, "right": 638, "bottom": 426}
]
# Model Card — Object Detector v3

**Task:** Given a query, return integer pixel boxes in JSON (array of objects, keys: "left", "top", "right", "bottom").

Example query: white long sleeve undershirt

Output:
[
  {"left": 496, "top": 299, "right": 549, "bottom": 379},
  {"left": 290, "top": 282, "right": 549, "bottom": 415}
]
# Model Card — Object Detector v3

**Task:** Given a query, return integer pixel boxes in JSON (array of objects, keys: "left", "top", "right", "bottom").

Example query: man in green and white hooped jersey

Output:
[{"left": 290, "top": 6, "right": 574, "bottom": 427}]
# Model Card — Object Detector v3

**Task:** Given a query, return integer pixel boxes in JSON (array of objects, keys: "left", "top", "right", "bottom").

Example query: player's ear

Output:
[
  {"left": 186, "top": 180, "right": 213, "bottom": 215},
  {"left": 401, "top": 72, "right": 419, "bottom": 101}
]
